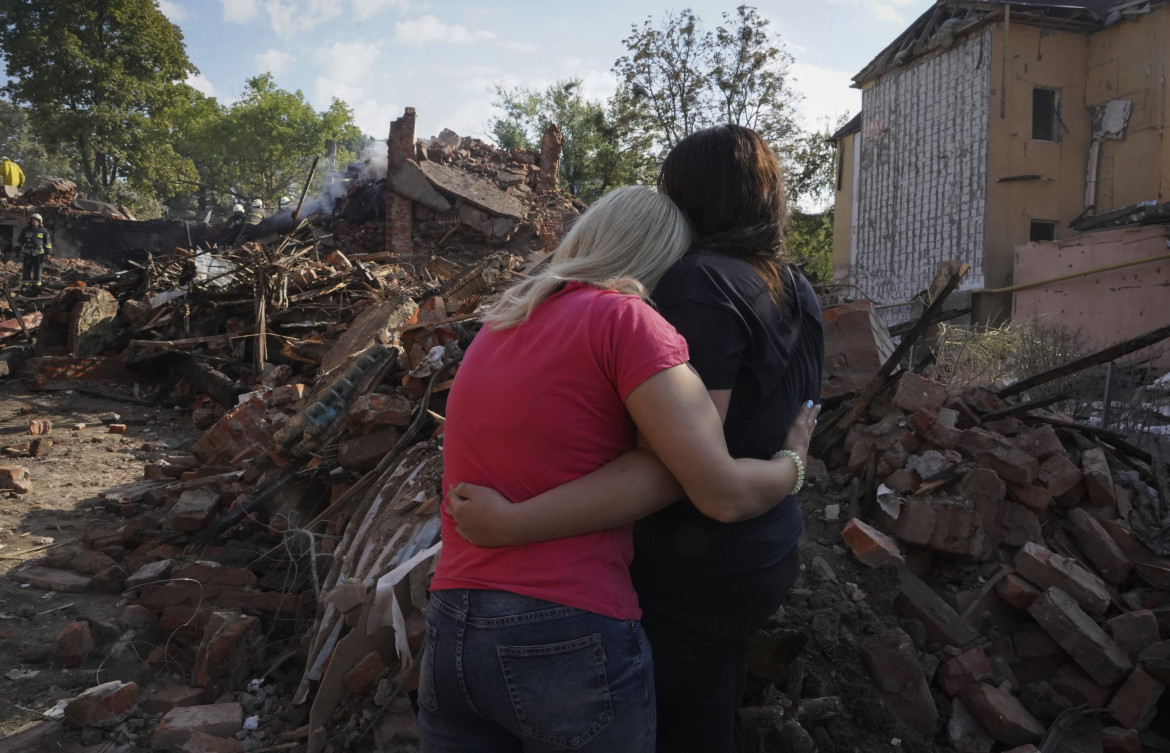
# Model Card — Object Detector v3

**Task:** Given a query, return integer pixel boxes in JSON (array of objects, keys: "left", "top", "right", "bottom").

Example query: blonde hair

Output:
[{"left": 486, "top": 186, "right": 692, "bottom": 329}]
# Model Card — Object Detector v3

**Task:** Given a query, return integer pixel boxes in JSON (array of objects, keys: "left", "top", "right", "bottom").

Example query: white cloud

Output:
[
  {"left": 790, "top": 62, "right": 859, "bottom": 129},
  {"left": 158, "top": 1, "right": 189, "bottom": 22},
  {"left": 221, "top": 0, "right": 259, "bottom": 23},
  {"left": 392, "top": 15, "right": 496, "bottom": 48},
  {"left": 186, "top": 73, "right": 217, "bottom": 98},
  {"left": 255, "top": 49, "right": 295, "bottom": 76},
  {"left": 260, "top": 0, "right": 344, "bottom": 39},
  {"left": 352, "top": 0, "right": 407, "bottom": 20},
  {"left": 872, "top": 4, "right": 908, "bottom": 25},
  {"left": 314, "top": 41, "right": 394, "bottom": 134},
  {"left": 503, "top": 41, "right": 539, "bottom": 53}
]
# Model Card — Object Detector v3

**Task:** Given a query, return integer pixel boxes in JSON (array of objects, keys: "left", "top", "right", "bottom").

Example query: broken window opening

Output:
[
  {"left": 1032, "top": 88, "right": 1061, "bottom": 142},
  {"left": 1029, "top": 220, "right": 1057, "bottom": 242}
]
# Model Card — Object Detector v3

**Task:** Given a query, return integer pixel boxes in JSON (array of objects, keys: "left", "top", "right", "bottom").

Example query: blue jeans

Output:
[{"left": 418, "top": 589, "right": 655, "bottom": 752}]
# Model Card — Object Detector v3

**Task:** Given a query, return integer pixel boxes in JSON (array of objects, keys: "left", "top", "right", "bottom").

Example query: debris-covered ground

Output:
[{"left": 1, "top": 113, "right": 1169, "bottom": 753}]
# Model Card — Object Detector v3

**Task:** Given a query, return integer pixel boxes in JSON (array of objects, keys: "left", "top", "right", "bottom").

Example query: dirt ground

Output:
[{"left": 0, "top": 377, "right": 197, "bottom": 737}]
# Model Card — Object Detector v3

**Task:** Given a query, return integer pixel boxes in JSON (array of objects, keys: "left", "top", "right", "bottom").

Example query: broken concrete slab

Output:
[
  {"left": 167, "top": 488, "right": 222, "bottom": 532},
  {"left": 389, "top": 160, "right": 452, "bottom": 213},
  {"left": 419, "top": 160, "right": 526, "bottom": 219},
  {"left": 16, "top": 566, "right": 92, "bottom": 593},
  {"left": 151, "top": 703, "right": 243, "bottom": 751}
]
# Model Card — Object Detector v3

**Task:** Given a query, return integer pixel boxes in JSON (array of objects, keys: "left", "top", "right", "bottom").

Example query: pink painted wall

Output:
[{"left": 1013, "top": 225, "right": 1170, "bottom": 370}]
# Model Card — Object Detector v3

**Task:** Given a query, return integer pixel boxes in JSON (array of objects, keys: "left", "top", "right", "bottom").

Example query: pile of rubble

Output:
[
  {"left": 0, "top": 108, "right": 578, "bottom": 752},
  {"left": 3, "top": 112, "right": 1170, "bottom": 753}
]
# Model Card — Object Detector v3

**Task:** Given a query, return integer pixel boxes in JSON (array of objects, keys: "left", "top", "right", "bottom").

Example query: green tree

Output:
[
  {"left": 613, "top": 5, "right": 800, "bottom": 151},
  {"left": 489, "top": 79, "right": 655, "bottom": 202},
  {"left": 0, "top": 0, "right": 197, "bottom": 208},
  {"left": 218, "top": 74, "right": 365, "bottom": 205},
  {"left": 0, "top": 97, "right": 74, "bottom": 187},
  {"left": 785, "top": 209, "right": 833, "bottom": 283},
  {"left": 783, "top": 117, "right": 849, "bottom": 283}
]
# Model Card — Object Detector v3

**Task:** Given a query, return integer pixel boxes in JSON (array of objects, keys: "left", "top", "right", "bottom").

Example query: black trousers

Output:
[
  {"left": 21, "top": 254, "right": 42, "bottom": 286},
  {"left": 632, "top": 544, "right": 803, "bottom": 753}
]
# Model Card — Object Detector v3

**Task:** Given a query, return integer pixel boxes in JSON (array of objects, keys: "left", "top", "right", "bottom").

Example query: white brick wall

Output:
[{"left": 852, "top": 30, "right": 991, "bottom": 324}]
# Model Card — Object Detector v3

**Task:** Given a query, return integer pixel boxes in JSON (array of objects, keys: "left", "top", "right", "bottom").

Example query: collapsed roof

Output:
[{"left": 854, "top": 0, "right": 1165, "bottom": 85}]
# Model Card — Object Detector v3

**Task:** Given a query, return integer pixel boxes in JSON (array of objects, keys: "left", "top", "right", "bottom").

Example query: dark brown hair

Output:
[{"left": 658, "top": 124, "right": 789, "bottom": 304}]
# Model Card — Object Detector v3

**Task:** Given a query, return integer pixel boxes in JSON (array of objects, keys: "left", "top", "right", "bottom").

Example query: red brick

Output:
[
  {"left": 884, "top": 467, "right": 919, "bottom": 493},
  {"left": 167, "top": 488, "right": 222, "bottom": 532},
  {"left": 977, "top": 447, "right": 1039, "bottom": 486},
  {"left": 1038, "top": 454, "right": 1082, "bottom": 498},
  {"left": 938, "top": 646, "right": 992, "bottom": 696},
  {"left": 1080, "top": 447, "right": 1117, "bottom": 508},
  {"left": 1066, "top": 508, "right": 1131, "bottom": 585},
  {"left": 192, "top": 612, "right": 263, "bottom": 696},
  {"left": 948, "top": 697, "right": 995, "bottom": 753},
  {"left": 960, "top": 682, "right": 1045, "bottom": 746},
  {"left": 152, "top": 703, "right": 243, "bottom": 751},
  {"left": 120, "top": 604, "right": 158, "bottom": 631},
  {"left": 172, "top": 563, "right": 257, "bottom": 589},
  {"left": 108, "top": 423, "right": 127, "bottom": 434},
  {"left": 139, "top": 581, "right": 210, "bottom": 611},
  {"left": 958, "top": 427, "right": 1011, "bottom": 457},
  {"left": 984, "top": 417, "right": 1024, "bottom": 436},
  {"left": 142, "top": 685, "right": 205, "bottom": 714},
  {"left": 842, "top": 518, "right": 905, "bottom": 568},
  {"left": 1028, "top": 587, "right": 1132, "bottom": 686},
  {"left": 1016, "top": 425, "right": 1064, "bottom": 460},
  {"left": 907, "top": 404, "right": 939, "bottom": 436},
  {"left": 183, "top": 732, "right": 243, "bottom": 753},
  {"left": 326, "top": 578, "right": 368, "bottom": 615},
  {"left": 944, "top": 396, "right": 982, "bottom": 430},
  {"left": 997, "top": 573, "right": 1043, "bottom": 610},
  {"left": 1139, "top": 640, "right": 1170, "bottom": 685},
  {"left": 845, "top": 433, "right": 878, "bottom": 476},
  {"left": 997, "top": 502, "right": 1042, "bottom": 548},
  {"left": 861, "top": 630, "right": 940, "bottom": 735},
  {"left": 344, "top": 650, "right": 387, "bottom": 695},
  {"left": 1101, "top": 727, "right": 1142, "bottom": 753},
  {"left": 338, "top": 427, "right": 401, "bottom": 472},
  {"left": 64, "top": 680, "right": 139, "bottom": 728},
  {"left": 57, "top": 621, "right": 94, "bottom": 667},
  {"left": 924, "top": 422, "right": 963, "bottom": 450},
  {"left": 1105, "top": 610, "right": 1160, "bottom": 663},
  {"left": 1108, "top": 667, "right": 1163, "bottom": 729},
  {"left": 1014, "top": 542, "right": 1110, "bottom": 616},
  {"left": 897, "top": 570, "right": 981, "bottom": 649},
  {"left": 346, "top": 392, "right": 413, "bottom": 433},
  {"left": 1005, "top": 483, "right": 1051, "bottom": 517},
  {"left": 28, "top": 418, "right": 51, "bottom": 435},
  {"left": 893, "top": 373, "right": 948, "bottom": 414},
  {"left": 69, "top": 550, "right": 118, "bottom": 576},
  {"left": 1051, "top": 663, "right": 1114, "bottom": 708},
  {"left": 0, "top": 464, "right": 32, "bottom": 493}
]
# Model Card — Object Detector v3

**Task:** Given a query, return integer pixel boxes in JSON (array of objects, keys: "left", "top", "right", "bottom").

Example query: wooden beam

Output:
[{"left": 999, "top": 322, "right": 1170, "bottom": 399}]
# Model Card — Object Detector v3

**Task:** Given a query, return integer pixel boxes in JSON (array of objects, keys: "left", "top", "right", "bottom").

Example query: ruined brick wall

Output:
[
  {"left": 386, "top": 108, "right": 416, "bottom": 255},
  {"left": 852, "top": 30, "right": 991, "bottom": 325}
]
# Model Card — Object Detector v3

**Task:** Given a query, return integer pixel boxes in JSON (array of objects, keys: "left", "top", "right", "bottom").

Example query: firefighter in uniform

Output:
[{"left": 17, "top": 213, "right": 51, "bottom": 291}]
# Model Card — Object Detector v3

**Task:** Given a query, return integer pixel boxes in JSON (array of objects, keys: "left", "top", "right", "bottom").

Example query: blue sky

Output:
[{"left": 160, "top": 0, "right": 935, "bottom": 141}]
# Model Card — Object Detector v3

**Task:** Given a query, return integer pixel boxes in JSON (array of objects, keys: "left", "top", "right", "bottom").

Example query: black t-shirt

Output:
[{"left": 631, "top": 252, "right": 824, "bottom": 576}]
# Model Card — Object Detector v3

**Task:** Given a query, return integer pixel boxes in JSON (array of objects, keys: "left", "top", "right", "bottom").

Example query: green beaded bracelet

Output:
[{"left": 771, "top": 449, "right": 805, "bottom": 495}]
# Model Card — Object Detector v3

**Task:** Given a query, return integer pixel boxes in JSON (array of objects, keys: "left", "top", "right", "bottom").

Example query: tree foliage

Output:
[
  {"left": 0, "top": 97, "right": 74, "bottom": 186},
  {"left": 614, "top": 5, "right": 800, "bottom": 151},
  {"left": 0, "top": 0, "right": 197, "bottom": 204},
  {"left": 489, "top": 79, "right": 655, "bottom": 202}
]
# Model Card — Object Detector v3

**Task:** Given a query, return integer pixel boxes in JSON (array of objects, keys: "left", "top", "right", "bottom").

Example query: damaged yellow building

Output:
[{"left": 832, "top": 0, "right": 1170, "bottom": 324}]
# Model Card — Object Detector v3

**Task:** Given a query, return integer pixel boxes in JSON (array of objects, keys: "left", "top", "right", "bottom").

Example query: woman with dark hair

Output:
[{"left": 451, "top": 124, "right": 824, "bottom": 752}]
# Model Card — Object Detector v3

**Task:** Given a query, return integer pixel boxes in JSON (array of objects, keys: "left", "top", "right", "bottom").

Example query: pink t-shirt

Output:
[{"left": 432, "top": 282, "right": 690, "bottom": 619}]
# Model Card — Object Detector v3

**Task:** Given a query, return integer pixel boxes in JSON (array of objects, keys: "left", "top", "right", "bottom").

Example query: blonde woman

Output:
[{"left": 420, "top": 185, "right": 817, "bottom": 752}]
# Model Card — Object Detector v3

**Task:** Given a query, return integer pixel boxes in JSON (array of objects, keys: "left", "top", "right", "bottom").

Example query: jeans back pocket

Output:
[{"left": 497, "top": 634, "right": 614, "bottom": 749}]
